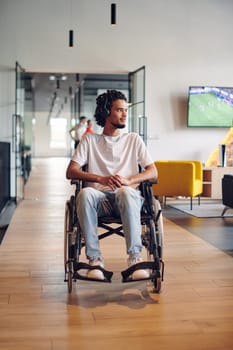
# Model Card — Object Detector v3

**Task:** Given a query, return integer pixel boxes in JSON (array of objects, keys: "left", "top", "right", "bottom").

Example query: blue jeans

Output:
[{"left": 76, "top": 186, "right": 143, "bottom": 261}]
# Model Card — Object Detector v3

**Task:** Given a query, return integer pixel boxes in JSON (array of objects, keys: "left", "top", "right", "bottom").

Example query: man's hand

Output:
[{"left": 98, "top": 174, "right": 130, "bottom": 190}]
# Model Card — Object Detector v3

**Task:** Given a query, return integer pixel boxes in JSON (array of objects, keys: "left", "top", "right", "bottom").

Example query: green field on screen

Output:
[{"left": 188, "top": 92, "right": 233, "bottom": 127}]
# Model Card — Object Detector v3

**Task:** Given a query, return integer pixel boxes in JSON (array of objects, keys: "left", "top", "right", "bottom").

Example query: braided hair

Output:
[{"left": 94, "top": 90, "right": 127, "bottom": 127}]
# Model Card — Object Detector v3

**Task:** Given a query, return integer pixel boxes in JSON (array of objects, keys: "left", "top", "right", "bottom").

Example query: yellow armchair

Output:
[{"left": 152, "top": 160, "right": 203, "bottom": 210}]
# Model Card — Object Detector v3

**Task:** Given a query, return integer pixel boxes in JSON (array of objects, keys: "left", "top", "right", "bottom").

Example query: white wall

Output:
[{"left": 0, "top": 0, "right": 233, "bottom": 164}]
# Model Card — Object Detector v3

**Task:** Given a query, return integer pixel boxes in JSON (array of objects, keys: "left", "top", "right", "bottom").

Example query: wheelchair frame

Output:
[{"left": 64, "top": 179, "right": 165, "bottom": 293}]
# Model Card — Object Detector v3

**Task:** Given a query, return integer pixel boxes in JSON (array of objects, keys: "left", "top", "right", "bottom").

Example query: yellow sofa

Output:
[{"left": 152, "top": 160, "right": 203, "bottom": 210}]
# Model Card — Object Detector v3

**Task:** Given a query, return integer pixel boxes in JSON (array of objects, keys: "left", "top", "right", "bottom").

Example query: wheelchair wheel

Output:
[
  {"left": 153, "top": 197, "right": 164, "bottom": 259},
  {"left": 68, "top": 271, "right": 73, "bottom": 293},
  {"left": 64, "top": 200, "right": 72, "bottom": 275},
  {"left": 153, "top": 277, "right": 162, "bottom": 293},
  {"left": 148, "top": 217, "right": 162, "bottom": 293},
  {"left": 64, "top": 197, "right": 77, "bottom": 293}
]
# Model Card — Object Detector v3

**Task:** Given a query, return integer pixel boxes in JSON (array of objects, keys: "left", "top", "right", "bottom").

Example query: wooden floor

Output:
[{"left": 0, "top": 157, "right": 233, "bottom": 350}]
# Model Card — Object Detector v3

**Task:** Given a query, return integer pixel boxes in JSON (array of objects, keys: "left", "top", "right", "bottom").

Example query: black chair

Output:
[{"left": 221, "top": 174, "right": 233, "bottom": 216}]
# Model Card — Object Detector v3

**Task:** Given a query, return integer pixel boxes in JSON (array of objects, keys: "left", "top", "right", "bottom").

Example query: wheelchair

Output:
[{"left": 64, "top": 178, "right": 165, "bottom": 293}]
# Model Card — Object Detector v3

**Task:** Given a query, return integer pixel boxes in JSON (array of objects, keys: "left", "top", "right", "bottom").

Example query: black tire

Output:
[
  {"left": 64, "top": 201, "right": 71, "bottom": 274},
  {"left": 148, "top": 219, "right": 157, "bottom": 258},
  {"left": 147, "top": 218, "right": 163, "bottom": 293},
  {"left": 153, "top": 277, "right": 162, "bottom": 293},
  {"left": 152, "top": 197, "right": 164, "bottom": 259},
  {"left": 68, "top": 271, "right": 73, "bottom": 293}
]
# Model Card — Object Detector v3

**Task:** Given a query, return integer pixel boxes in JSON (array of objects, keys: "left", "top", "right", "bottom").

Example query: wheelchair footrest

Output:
[
  {"left": 73, "top": 262, "right": 113, "bottom": 283},
  {"left": 121, "top": 261, "right": 160, "bottom": 283}
]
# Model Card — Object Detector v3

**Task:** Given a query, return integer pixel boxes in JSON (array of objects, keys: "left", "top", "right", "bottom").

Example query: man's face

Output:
[{"left": 107, "top": 99, "right": 128, "bottom": 129}]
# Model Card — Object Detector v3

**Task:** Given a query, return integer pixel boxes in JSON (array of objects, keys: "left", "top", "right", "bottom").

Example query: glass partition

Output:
[
  {"left": 128, "top": 66, "right": 146, "bottom": 143},
  {"left": 14, "top": 61, "right": 25, "bottom": 202}
]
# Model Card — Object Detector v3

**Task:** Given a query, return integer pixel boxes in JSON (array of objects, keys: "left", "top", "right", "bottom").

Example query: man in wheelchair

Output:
[{"left": 66, "top": 90, "right": 158, "bottom": 281}]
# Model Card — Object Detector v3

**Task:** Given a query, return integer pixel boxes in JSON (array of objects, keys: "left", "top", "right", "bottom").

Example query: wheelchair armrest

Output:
[
  {"left": 70, "top": 165, "right": 88, "bottom": 188},
  {"left": 140, "top": 180, "right": 157, "bottom": 216},
  {"left": 139, "top": 179, "right": 157, "bottom": 193},
  {"left": 70, "top": 179, "right": 85, "bottom": 193},
  {"left": 70, "top": 179, "right": 79, "bottom": 185},
  {"left": 143, "top": 179, "right": 157, "bottom": 185}
]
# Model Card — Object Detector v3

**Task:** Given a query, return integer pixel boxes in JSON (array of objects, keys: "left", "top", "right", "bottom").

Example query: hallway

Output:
[{"left": 0, "top": 157, "right": 233, "bottom": 350}]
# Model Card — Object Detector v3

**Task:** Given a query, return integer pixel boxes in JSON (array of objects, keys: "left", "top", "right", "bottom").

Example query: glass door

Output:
[
  {"left": 14, "top": 61, "right": 25, "bottom": 202},
  {"left": 128, "top": 66, "right": 146, "bottom": 143}
]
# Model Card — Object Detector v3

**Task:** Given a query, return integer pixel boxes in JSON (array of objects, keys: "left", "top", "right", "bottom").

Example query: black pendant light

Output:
[
  {"left": 69, "top": 0, "right": 74, "bottom": 47},
  {"left": 111, "top": 3, "right": 116, "bottom": 25},
  {"left": 69, "top": 30, "right": 74, "bottom": 47}
]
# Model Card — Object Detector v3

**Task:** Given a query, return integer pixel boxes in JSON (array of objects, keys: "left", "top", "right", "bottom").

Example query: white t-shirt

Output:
[
  {"left": 72, "top": 124, "right": 86, "bottom": 141},
  {"left": 72, "top": 132, "right": 153, "bottom": 192}
]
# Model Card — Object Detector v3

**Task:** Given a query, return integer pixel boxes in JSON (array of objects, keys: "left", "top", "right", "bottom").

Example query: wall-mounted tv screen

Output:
[{"left": 187, "top": 86, "right": 233, "bottom": 127}]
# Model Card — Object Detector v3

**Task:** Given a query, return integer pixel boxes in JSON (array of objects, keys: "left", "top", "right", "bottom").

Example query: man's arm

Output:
[
  {"left": 119, "top": 163, "right": 158, "bottom": 187},
  {"left": 66, "top": 161, "right": 157, "bottom": 190},
  {"left": 66, "top": 160, "right": 122, "bottom": 190},
  {"left": 66, "top": 160, "right": 99, "bottom": 182},
  {"left": 69, "top": 127, "right": 75, "bottom": 140}
]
